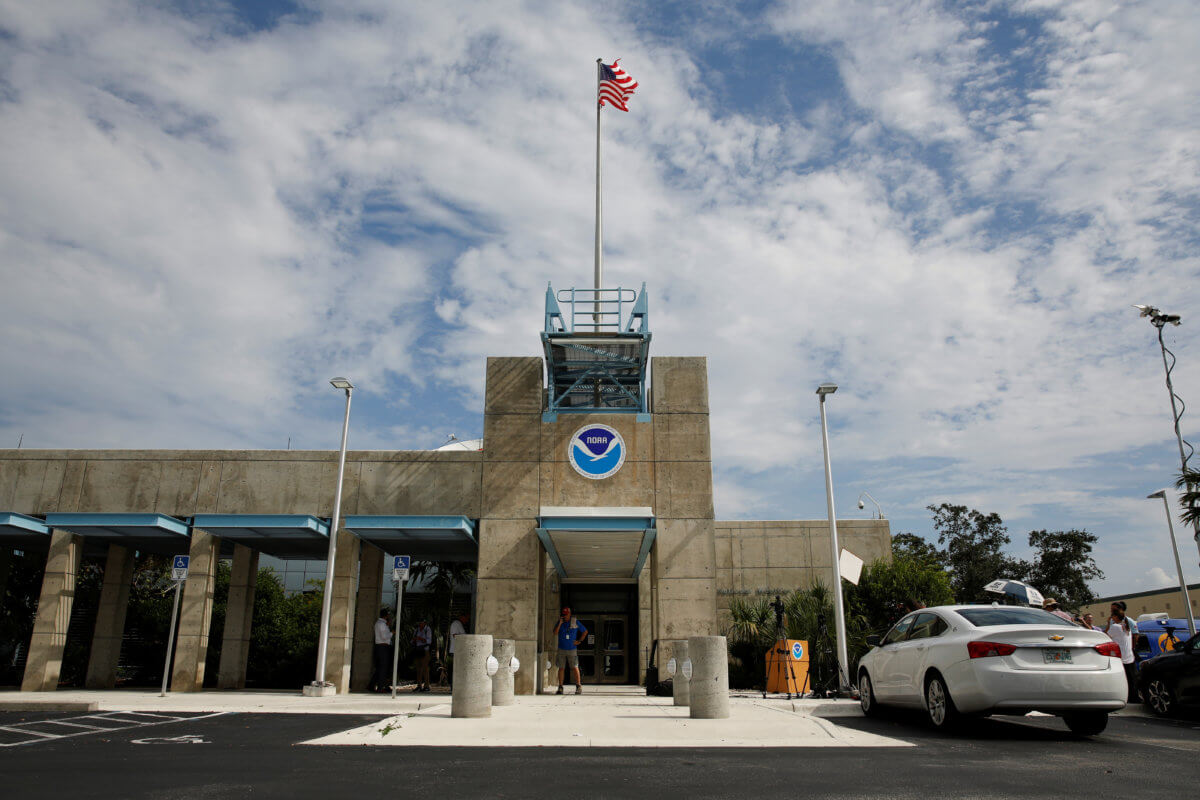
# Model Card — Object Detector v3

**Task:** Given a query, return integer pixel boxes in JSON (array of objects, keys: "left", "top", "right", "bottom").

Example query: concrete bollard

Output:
[
  {"left": 451, "top": 634, "right": 494, "bottom": 718},
  {"left": 492, "top": 638, "right": 516, "bottom": 706},
  {"left": 687, "top": 636, "right": 730, "bottom": 719},
  {"left": 672, "top": 640, "right": 690, "bottom": 707}
]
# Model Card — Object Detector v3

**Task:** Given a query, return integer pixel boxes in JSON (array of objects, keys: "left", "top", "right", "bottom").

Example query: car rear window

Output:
[{"left": 956, "top": 607, "right": 1078, "bottom": 627}]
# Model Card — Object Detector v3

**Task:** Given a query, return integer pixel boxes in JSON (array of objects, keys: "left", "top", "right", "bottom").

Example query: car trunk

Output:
[{"left": 970, "top": 625, "right": 1115, "bottom": 671}]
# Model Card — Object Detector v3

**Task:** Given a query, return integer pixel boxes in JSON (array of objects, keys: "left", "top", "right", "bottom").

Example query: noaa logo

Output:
[
  {"left": 791, "top": 642, "right": 804, "bottom": 660},
  {"left": 568, "top": 424, "right": 625, "bottom": 480}
]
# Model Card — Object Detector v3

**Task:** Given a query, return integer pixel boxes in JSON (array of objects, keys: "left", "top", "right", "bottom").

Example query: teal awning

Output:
[
  {"left": 0, "top": 512, "right": 51, "bottom": 549},
  {"left": 192, "top": 514, "right": 330, "bottom": 560},
  {"left": 536, "top": 507, "right": 655, "bottom": 584},
  {"left": 343, "top": 516, "right": 477, "bottom": 562},
  {"left": 43, "top": 512, "right": 190, "bottom": 555}
]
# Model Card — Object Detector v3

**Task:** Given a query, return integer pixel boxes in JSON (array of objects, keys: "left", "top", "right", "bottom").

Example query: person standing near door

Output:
[
  {"left": 554, "top": 606, "right": 587, "bottom": 695},
  {"left": 371, "top": 608, "right": 393, "bottom": 693},
  {"left": 412, "top": 617, "right": 433, "bottom": 692}
]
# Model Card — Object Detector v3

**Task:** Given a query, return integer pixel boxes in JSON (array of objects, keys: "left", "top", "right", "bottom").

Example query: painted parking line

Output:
[{"left": 0, "top": 711, "right": 232, "bottom": 748}]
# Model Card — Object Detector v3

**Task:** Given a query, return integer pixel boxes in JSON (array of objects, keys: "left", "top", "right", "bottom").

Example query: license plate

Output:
[{"left": 1043, "top": 648, "right": 1072, "bottom": 664}]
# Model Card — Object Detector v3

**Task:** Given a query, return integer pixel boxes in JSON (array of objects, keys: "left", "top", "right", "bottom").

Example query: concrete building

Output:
[
  {"left": 1079, "top": 582, "right": 1200, "bottom": 624},
  {"left": 0, "top": 285, "right": 889, "bottom": 694}
]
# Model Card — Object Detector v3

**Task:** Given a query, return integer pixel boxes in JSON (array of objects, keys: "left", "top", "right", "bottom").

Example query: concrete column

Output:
[
  {"left": 350, "top": 542, "right": 385, "bottom": 692},
  {"left": 451, "top": 634, "right": 493, "bottom": 718},
  {"left": 171, "top": 529, "right": 220, "bottom": 692},
  {"left": 21, "top": 529, "right": 83, "bottom": 692},
  {"left": 671, "top": 639, "right": 690, "bottom": 706},
  {"left": 322, "top": 528, "right": 361, "bottom": 694},
  {"left": 84, "top": 544, "right": 135, "bottom": 689},
  {"left": 687, "top": 635, "right": 729, "bottom": 719},
  {"left": 217, "top": 544, "right": 259, "bottom": 690},
  {"left": 492, "top": 638, "right": 516, "bottom": 706}
]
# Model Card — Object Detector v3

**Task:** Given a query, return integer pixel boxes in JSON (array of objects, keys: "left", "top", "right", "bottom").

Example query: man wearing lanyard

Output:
[{"left": 554, "top": 606, "right": 587, "bottom": 695}]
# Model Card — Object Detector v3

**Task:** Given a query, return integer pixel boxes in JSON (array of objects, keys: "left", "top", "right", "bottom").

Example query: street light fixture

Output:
[
  {"left": 857, "top": 491, "right": 884, "bottom": 519},
  {"left": 306, "top": 377, "right": 354, "bottom": 697},
  {"left": 816, "top": 382, "right": 851, "bottom": 694},
  {"left": 1147, "top": 489, "right": 1197, "bottom": 636},
  {"left": 1134, "top": 305, "right": 1200, "bottom": 568}
]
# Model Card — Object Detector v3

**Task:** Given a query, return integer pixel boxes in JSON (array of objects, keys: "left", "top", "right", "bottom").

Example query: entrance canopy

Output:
[
  {"left": 192, "top": 514, "right": 330, "bottom": 560},
  {"left": 0, "top": 511, "right": 51, "bottom": 549},
  {"left": 536, "top": 507, "right": 655, "bottom": 584},
  {"left": 343, "top": 516, "right": 477, "bottom": 562},
  {"left": 43, "top": 512, "right": 190, "bottom": 555}
]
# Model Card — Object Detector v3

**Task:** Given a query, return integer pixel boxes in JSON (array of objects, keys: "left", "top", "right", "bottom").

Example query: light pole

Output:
[
  {"left": 857, "top": 491, "right": 884, "bottom": 519},
  {"left": 306, "top": 376, "right": 354, "bottom": 697},
  {"left": 1134, "top": 305, "right": 1200, "bottom": 568},
  {"left": 817, "top": 383, "right": 850, "bottom": 693},
  {"left": 1147, "top": 489, "right": 1197, "bottom": 636}
]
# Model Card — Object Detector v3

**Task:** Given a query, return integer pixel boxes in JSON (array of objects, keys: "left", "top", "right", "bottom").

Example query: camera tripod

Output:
[
  {"left": 761, "top": 617, "right": 810, "bottom": 700},
  {"left": 808, "top": 614, "right": 843, "bottom": 699}
]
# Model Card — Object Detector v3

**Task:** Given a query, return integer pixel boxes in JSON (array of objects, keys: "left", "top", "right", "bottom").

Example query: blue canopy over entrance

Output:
[
  {"left": 536, "top": 507, "right": 655, "bottom": 584},
  {"left": 343, "top": 516, "right": 477, "bottom": 562},
  {"left": 192, "top": 514, "right": 330, "bottom": 560}
]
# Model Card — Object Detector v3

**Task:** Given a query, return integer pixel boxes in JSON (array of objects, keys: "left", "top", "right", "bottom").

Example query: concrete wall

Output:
[
  {"left": 1079, "top": 582, "right": 1200, "bottom": 623},
  {"left": 0, "top": 449, "right": 483, "bottom": 518},
  {"left": 714, "top": 519, "right": 892, "bottom": 632}
]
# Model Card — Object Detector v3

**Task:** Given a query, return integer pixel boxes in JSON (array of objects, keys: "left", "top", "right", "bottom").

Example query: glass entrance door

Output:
[{"left": 574, "top": 614, "right": 629, "bottom": 684}]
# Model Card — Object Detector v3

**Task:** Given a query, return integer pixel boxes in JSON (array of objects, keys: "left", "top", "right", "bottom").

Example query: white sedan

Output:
[{"left": 857, "top": 605, "right": 1127, "bottom": 735}]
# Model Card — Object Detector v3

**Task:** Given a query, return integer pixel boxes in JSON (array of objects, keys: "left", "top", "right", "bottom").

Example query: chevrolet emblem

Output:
[{"left": 1048, "top": 635, "right": 1064, "bottom": 641}]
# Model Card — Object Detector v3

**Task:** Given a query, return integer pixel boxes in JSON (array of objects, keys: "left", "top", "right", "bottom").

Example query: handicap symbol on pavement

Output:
[{"left": 132, "top": 734, "right": 209, "bottom": 744}]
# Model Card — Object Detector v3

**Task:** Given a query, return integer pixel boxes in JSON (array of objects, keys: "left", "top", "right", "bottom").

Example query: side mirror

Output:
[{"left": 866, "top": 634, "right": 882, "bottom": 647}]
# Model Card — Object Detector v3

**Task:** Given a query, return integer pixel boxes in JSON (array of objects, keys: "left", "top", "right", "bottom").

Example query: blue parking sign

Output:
[
  {"left": 173, "top": 556, "right": 189, "bottom": 570},
  {"left": 171, "top": 555, "right": 190, "bottom": 582},
  {"left": 392, "top": 555, "right": 410, "bottom": 583},
  {"left": 393, "top": 556, "right": 410, "bottom": 570}
]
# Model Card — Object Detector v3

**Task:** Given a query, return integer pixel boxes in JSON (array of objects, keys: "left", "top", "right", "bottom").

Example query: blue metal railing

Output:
[{"left": 545, "top": 283, "right": 648, "bottom": 334}]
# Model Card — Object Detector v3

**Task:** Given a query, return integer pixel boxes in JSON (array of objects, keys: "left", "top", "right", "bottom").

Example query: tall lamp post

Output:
[
  {"left": 1147, "top": 489, "right": 1197, "bottom": 636},
  {"left": 305, "top": 376, "right": 354, "bottom": 697},
  {"left": 1134, "top": 305, "right": 1200, "bottom": 567},
  {"left": 817, "top": 383, "right": 851, "bottom": 693}
]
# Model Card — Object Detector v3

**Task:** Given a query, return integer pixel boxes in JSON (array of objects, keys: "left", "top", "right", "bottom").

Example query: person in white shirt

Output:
[
  {"left": 448, "top": 612, "right": 469, "bottom": 687},
  {"left": 1104, "top": 601, "right": 1139, "bottom": 701},
  {"left": 412, "top": 618, "right": 433, "bottom": 692},
  {"left": 371, "top": 608, "right": 393, "bottom": 693}
]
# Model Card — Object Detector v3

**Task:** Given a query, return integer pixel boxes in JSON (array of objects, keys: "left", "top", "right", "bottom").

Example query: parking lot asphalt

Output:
[{"left": 2, "top": 707, "right": 1198, "bottom": 799}]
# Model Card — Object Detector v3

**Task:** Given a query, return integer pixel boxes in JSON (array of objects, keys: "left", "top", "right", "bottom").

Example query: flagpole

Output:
[{"left": 594, "top": 57, "right": 603, "bottom": 332}]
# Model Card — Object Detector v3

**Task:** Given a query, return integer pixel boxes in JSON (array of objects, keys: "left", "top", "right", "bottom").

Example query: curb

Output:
[{"left": 0, "top": 701, "right": 100, "bottom": 712}]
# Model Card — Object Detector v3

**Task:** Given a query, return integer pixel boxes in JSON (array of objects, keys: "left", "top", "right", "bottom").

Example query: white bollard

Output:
[
  {"left": 672, "top": 640, "right": 690, "bottom": 707},
  {"left": 451, "top": 634, "right": 494, "bottom": 718},
  {"left": 492, "top": 638, "right": 516, "bottom": 706},
  {"left": 687, "top": 635, "right": 730, "bottom": 719}
]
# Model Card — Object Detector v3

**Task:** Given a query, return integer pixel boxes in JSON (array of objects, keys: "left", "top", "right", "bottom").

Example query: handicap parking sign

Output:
[
  {"left": 392, "top": 555, "right": 410, "bottom": 583},
  {"left": 171, "top": 555, "right": 189, "bottom": 582}
]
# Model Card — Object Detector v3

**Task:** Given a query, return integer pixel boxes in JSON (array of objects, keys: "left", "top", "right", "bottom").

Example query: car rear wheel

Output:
[
  {"left": 1144, "top": 678, "right": 1175, "bottom": 716},
  {"left": 859, "top": 672, "right": 880, "bottom": 717},
  {"left": 924, "top": 674, "right": 959, "bottom": 730},
  {"left": 1063, "top": 711, "right": 1108, "bottom": 736}
]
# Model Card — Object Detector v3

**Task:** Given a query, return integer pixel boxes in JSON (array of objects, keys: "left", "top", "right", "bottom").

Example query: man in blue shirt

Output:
[{"left": 554, "top": 606, "right": 587, "bottom": 695}]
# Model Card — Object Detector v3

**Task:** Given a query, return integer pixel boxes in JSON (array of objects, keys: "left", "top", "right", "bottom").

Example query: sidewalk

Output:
[{"left": 302, "top": 694, "right": 911, "bottom": 749}]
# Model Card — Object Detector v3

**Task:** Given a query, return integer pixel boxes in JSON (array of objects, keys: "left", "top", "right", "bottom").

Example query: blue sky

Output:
[{"left": 1, "top": 0, "right": 1198, "bottom": 596}]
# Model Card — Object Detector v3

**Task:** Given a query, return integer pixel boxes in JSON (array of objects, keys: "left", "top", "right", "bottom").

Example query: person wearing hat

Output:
[
  {"left": 1042, "top": 598, "right": 1074, "bottom": 623},
  {"left": 412, "top": 617, "right": 433, "bottom": 692}
]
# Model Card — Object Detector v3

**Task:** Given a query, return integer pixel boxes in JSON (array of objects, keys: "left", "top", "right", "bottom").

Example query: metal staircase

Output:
[{"left": 541, "top": 283, "right": 651, "bottom": 421}]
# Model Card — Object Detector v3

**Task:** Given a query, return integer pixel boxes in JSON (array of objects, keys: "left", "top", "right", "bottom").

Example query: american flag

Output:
[{"left": 598, "top": 59, "right": 638, "bottom": 112}]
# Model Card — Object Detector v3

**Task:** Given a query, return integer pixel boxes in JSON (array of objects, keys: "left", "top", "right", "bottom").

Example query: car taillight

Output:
[
  {"left": 1094, "top": 642, "right": 1122, "bottom": 658},
  {"left": 968, "top": 641, "right": 1018, "bottom": 659}
]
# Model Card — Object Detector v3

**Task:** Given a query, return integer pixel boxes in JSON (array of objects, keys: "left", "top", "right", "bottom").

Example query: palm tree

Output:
[
  {"left": 1176, "top": 468, "right": 1200, "bottom": 528},
  {"left": 408, "top": 560, "right": 475, "bottom": 661}
]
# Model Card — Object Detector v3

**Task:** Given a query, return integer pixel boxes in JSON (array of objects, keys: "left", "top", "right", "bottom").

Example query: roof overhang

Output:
[
  {"left": 0, "top": 512, "right": 51, "bottom": 549},
  {"left": 343, "top": 515, "right": 477, "bottom": 562},
  {"left": 536, "top": 506, "right": 655, "bottom": 584},
  {"left": 192, "top": 514, "right": 330, "bottom": 560},
  {"left": 43, "top": 512, "right": 190, "bottom": 555}
]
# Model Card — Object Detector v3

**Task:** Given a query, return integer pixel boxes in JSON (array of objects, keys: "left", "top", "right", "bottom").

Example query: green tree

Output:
[
  {"left": 891, "top": 532, "right": 945, "bottom": 569},
  {"left": 929, "top": 503, "right": 1023, "bottom": 603},
  {"left": 408, "top": 560, "right": 475, "bottom": 660},
  {"left": 1025, "top": 529, "right": 1103, "bottom": 609},
  {"left": 846, "top": 556, "right": 954, "bottom": 634}
]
